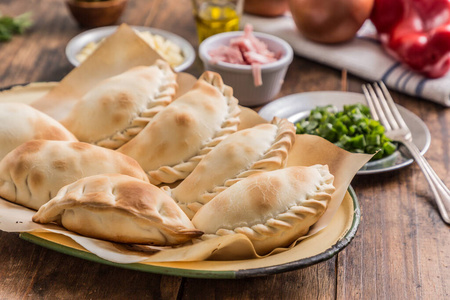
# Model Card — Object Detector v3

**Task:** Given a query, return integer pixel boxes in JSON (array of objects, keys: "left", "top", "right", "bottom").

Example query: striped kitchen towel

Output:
[{"left": 242, "top": 13, "right": 450, "bottom": 107}]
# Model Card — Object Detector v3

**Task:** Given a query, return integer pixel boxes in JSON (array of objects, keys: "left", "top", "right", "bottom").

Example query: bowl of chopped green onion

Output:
[{"left": 295, "top": 103, "right": 397, "bottom": 162}]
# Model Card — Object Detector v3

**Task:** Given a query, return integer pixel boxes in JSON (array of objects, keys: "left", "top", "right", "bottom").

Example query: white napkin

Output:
[{"left": 242, "top": 14, "right": 450, "bottom": 107}]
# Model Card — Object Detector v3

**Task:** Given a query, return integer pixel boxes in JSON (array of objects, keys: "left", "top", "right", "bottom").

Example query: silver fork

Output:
[{"left": 362, "top": 81, "right": 450, "bottom": 224}]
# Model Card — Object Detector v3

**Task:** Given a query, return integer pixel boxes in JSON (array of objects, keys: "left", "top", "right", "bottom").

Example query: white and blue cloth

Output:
[{"left": 242, "top": 13, "right": 450, "bottom": 107}]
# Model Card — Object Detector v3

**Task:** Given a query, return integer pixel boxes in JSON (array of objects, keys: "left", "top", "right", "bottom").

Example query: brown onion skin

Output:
[
  {"left": 289, "top": 0, "right": 374, "bottom": 44},
  {"left": 244, "top": 0, "right": 290, "bottom": 17}
]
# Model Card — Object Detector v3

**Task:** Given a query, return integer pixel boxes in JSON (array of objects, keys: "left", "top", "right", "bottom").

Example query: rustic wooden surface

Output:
[{"left": 0, "top": 0, "right": 449, "bottom": 299}]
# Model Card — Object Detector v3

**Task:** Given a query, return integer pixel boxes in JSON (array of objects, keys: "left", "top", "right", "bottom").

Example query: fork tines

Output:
[{"left": 362, "top": 81, "right": 408, "bottom": 131}]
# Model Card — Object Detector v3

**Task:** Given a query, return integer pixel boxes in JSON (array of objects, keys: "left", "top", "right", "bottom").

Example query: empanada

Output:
[
  {"left": 0, "top": 140, "right": 148, "bottom": 210},
  {"left": 61, "top": 60, "right": 177, "bottom": 149},
  {"left": 33, "top": 174, "right": 202, "bottom": 245},
  {"left": 192, "top": 165, "right": 335, "bottom": 255},
  {"left": 0, "top": 102, "right": 77, "bottom": 161},
  {"left": 118, "top": 71, "right": 241, "bottom": 185},
  {"left": 167, "top": 117, "right": 296, "bottom": 218}
]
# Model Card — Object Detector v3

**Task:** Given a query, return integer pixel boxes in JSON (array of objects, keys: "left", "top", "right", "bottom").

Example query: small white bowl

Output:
[
  {"left": 66, "top": 26, "right": 196, "bottom": 72},
  {"left": 199, "top": 31, "right": 293, "bottom": 107}
]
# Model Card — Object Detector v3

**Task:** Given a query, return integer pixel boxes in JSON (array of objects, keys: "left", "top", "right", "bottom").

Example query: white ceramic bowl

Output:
[
  {"left": 66, "top": 26, "right": 196, "bottom": 72},
  {"left": 199, "top": 31, "right": 293, "bottom": 107}
]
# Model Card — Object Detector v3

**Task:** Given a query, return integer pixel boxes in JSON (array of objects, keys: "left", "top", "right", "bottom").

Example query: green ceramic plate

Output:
[{"left": 20, "top": 187, "right": 360, "bottom": 279}]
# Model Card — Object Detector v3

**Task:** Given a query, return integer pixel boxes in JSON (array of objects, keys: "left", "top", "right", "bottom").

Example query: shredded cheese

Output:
[{"left": 75, "top": 31, "right": 185, "bottom": 68}]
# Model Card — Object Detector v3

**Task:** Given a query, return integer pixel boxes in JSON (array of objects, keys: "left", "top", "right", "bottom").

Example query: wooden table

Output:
[{"left": 0, "top": 0, "right": 448, "bottom": 298}]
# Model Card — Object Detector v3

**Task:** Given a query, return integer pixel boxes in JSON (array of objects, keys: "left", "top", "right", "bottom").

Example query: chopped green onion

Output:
[
  {"left": 0, "top": 12, "right": 33, "bottom": 42},
  {"left": 295, "top": 104, "right": 397, "bottom": 160}
]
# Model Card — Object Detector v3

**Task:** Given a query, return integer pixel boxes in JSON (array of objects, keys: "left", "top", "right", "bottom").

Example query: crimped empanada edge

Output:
[{"left": 94, "top": 60, "right": 178, "bottom": 149}]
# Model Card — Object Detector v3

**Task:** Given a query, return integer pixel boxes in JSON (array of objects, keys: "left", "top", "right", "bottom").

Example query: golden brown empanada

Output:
[
  {"left": 118, "top": 71, "right": 241, "bottom": 185},
  {"left": 0, "top": 140, "right": 149, "bottom": 210},
  {"left": 192, "top": 165, "right": 335, "bottom": 255},
  {"left": 32, "top": 174, "right": 202, "bottom": 245},
  {"left": 167, "top": 117, "right": 296, "bottom": 218},
  {"left": 61, "top": 60, "right": 177, "bottom": 149},
  {"left": 0, "top": 102, "right": 77, "bottom": 161}
]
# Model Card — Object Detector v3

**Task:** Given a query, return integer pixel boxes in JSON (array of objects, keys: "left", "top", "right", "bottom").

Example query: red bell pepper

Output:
[{"left": 370, "top": 0, "right": 450, "bottom": 78}]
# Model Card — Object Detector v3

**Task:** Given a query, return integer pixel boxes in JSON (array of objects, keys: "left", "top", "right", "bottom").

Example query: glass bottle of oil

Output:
[{"left": 193, "top": 0, "right": 242, "bottom": 43}]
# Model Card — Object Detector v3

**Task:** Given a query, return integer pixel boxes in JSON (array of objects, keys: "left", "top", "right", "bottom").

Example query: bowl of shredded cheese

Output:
[{"left": 66, "top": 26, "right": 195, "bottom": 72}]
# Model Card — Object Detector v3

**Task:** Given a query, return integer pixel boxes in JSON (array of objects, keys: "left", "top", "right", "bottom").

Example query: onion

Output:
[{"left": 289, "top": 0, "right": 374, "bottom": 43}]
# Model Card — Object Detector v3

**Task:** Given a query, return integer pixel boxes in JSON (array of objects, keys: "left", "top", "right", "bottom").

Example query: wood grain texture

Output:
[
  {"left": 339, "top": 75, "right": 450, "bottom": 300},
  {"left": 0, "top": 0, "right": 449, "bottom": 299}
]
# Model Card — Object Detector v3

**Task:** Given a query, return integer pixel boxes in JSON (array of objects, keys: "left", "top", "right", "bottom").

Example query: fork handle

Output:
[{"left": 401, "top": 140, "right": 450, "bottom": 224}]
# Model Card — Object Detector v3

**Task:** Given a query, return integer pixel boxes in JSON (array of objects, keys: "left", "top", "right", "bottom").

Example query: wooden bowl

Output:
[{"left": 66, "top": 0, "right": 128, "bottom": 28}]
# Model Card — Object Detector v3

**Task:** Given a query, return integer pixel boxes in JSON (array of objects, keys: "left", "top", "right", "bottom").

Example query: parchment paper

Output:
[
  {"left": 30, "top": 24, "right": 172, "bottom": 121},
  {"left": 0, "top": 24, "right": 372, "bottom": 263}
]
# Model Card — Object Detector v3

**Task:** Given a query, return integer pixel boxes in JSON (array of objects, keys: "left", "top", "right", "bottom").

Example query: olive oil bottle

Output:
[{"left": 193, "top": 1, "right": 241, "bottom": 43}]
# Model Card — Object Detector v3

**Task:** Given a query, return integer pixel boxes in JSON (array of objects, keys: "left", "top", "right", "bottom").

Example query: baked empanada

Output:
[
  {"left": 167, "top": 117, "right": 296, "bottom": 218},
  {"left": 192, "top": 165, "right": 335, "bottom": 255},
  {"left": 0, "top": 140, "right": 148, "bottom": 210},
  {"left": 61, "top": 60, "right": 177, "bottom": 149},
  {"left": 32, "top": 174, "right": 202, "bottom": 245},
  {"left": 0, "top": 102, "right": 77, "bottom": 161},
  {"left": 118, "top": 71, "right": 241, "bottom": 185}
]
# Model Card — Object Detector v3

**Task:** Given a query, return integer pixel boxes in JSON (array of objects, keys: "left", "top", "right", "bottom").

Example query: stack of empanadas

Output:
[{"left": 0, "top": 62, "right": 337, "bottom": 256}]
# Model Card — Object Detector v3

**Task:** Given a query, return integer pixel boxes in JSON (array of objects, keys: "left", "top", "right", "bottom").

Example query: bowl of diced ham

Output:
[{"left": 199, "top": 24, "right": 293, "bottom": 107}]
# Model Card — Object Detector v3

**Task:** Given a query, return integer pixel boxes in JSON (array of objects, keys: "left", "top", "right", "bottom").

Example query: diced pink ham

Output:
[
  {"left": 208, "top": 45, "right": 245, "bottom": 65},
  {"left": 230, "top": 24, "right": 275, "bottom": 61},
  {"left": 252, "top": 63, "right": 262, "bottom": 87},
  {"left": 208, "top": 24, "right": 279, "bottom": 86},
  {"left": 244, "top": 51, "right": 277, "bottom": 65}
]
